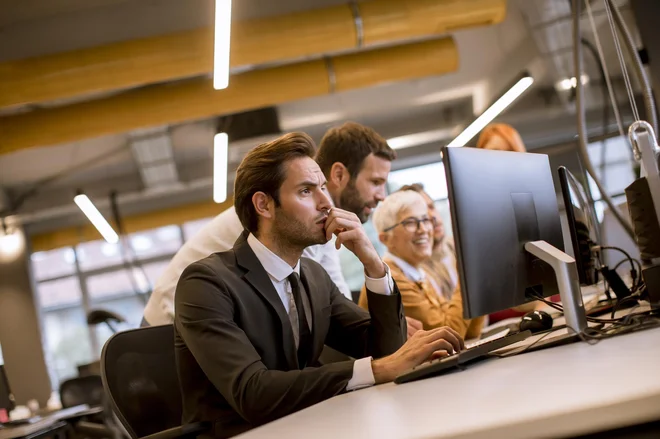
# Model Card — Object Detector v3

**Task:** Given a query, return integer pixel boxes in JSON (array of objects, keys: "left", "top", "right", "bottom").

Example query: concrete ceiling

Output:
[{"left": 0, "top": 0, "right": 646, "bottom": 234}]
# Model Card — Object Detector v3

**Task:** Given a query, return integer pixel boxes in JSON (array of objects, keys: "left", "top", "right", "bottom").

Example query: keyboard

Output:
[{"left": 394, "top": 330, "right": 532, "bottom": 384}]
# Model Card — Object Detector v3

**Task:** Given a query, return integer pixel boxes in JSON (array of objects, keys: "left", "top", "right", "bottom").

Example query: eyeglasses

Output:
[{"left": 384, "top": 216, "right": 436, "bottom": 233}]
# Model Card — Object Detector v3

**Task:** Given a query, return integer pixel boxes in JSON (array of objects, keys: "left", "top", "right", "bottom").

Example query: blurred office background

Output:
[{"left": 0, "top": 0, "right": 656, "bottom": 403}]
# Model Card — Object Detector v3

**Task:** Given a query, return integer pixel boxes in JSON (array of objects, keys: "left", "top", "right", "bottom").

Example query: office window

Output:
[
  {"left": 33, "top": 223, "right": 183, "bottom": 390},
  {"left": 30, "top": 247, "right": 76, "bottom": 281},
  {"left": 587, "top": 136, "right": 637, "bottom": 222},
  {"left": 387, "top": 161, "right": 448, "bottom": 200},
  {"left": 587, "top": 137, "right": 636, "bottom": 195},
  {"left": 37, "top": 277, "right": 94, "bottom": 387},
  {"left": 128, "top": 225, "right": 182, "bottom": 259},
  {"left": 36, "top": 277, "right": 83, "bottom": 309},
  {"left": 77, "top": 240, "right": 124, "bottom": 271},
  {"left": 183, "top": 217, "right": 213, "bottom": 240}
]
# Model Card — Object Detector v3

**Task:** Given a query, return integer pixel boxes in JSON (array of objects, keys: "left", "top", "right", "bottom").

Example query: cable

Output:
[
  {"left": 606, "top": 0, "right": 659, "bottom": 137},
  {"left": 109, "top": 191, "right": 151, "bottom": 304},
  {"left": 604, "top": 0, "right": 640, "bottom": 124},
  {"left": 580, "top": 37, "right": 611, "bottom": 188},
  {"left": 584, "top": 2, "right": 627, "bottom": 143},
  {"left": 527, "top": 290, "right": 642, "bottom": 324},
  {"left": 593, "top": 245, "right": 642, "bottom": 289},
  {"left": 572, "top": 0, "right": 636, "bottom": 241}
]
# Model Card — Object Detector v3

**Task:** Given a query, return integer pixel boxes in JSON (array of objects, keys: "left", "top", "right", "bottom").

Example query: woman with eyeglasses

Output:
[{"left": 358, "top": 190, "right": 484, "bottom": 339}]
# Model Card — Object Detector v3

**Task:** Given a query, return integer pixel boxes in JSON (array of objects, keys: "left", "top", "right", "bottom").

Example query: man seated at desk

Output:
[
  {"left": 174, "top": 133, "right": 464, "bottom": 438},
  {"left": 359, "top": 190, "right": 484, "bottom": 338}
]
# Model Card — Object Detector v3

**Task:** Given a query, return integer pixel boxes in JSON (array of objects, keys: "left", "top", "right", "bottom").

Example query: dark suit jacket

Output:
[{"left": 174, "top": 233, "right": 406, "bottom": 438}]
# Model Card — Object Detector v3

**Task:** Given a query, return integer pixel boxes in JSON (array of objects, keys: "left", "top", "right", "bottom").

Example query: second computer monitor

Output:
[{"left": 443, "top": 147, "right": 564, "bottom": 319}]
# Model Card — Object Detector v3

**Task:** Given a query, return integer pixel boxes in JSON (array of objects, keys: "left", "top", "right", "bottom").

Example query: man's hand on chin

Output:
[{"left": 324, "top": 207, "right": 385, "bottom": 278}]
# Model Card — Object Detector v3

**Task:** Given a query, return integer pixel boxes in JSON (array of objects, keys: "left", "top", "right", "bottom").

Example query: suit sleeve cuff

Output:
[
  {"left": 364, "top": 262, "right": 394, "bottom": 295},
  {"left": 346, "top": 357, "right": 375, "bottom": 391}
]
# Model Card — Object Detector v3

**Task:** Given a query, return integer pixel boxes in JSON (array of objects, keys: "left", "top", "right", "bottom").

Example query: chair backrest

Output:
[
  {"left": 59, "top": 375, "right": 104, "bottom": 408},
  {"left": 101, "top": 325, "right": 183, "bottom": 439}
]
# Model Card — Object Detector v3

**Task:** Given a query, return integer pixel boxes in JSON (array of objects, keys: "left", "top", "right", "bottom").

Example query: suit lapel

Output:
[
  {"left": 300, "top": 262, "right": 325, "bottom": 363},
  {"left": 233, "top": 232, "right": 298, "bottom": 369}
]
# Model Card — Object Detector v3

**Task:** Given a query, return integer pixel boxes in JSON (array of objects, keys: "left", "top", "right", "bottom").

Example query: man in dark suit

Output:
[{"left": 174, "top": 132, "right": 464, "bottom": 438}]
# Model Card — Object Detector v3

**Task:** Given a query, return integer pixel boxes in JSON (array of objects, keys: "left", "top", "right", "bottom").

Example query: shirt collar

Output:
[
  {"left": 385, "top": 252, "right": 425, "bottom": 283},
  {"left": 247, "top": 233, "right": 300, "bottom": 282}
]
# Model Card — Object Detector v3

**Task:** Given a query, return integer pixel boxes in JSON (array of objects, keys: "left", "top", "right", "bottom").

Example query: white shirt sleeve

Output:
[
  {"left": 143, "top": 207, "right": 245, "bottom": 326},
  {"left": 346, "top": 357, "right": 375, "bottom": 391},
  {"left": 302, "top": 237, "right": 352, "bottom": 300},
  {"left": 346, "top": 264, "right": 395, "bottom": 391},
  {"left": 364, "top": 262, "right": 394, "bottom": 295}
]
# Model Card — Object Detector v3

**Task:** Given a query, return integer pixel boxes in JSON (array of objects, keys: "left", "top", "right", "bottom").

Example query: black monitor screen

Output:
[
  {"left": 558, "top": 166, "right": 599, "bottom": 285},
  {"left": 0, "top": 365, "right": 14, "bottom": 412},
  {"left": 443, "top": 147, "right": 564, "bottom": 318}
]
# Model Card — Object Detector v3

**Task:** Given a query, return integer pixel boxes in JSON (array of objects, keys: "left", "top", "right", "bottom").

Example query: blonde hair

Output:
[
  {"left": 372, "top": 190, "right": 427, "bottom": 234},
  {"left": 476, "top": 123, "right": 526, "bottom": 153}
]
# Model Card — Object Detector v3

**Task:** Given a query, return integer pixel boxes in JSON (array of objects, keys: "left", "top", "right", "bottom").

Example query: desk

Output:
[
  {"left": 237, "top": 327, "right": 660, "bottom": 439},
  {"left": 0, "top": 405, "right": 102, "bottom": 439}
]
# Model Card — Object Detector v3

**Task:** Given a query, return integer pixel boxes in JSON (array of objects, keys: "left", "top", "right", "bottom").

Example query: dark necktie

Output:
[{"left": 287, "top": 272, "right": 312, "bottom": 369}]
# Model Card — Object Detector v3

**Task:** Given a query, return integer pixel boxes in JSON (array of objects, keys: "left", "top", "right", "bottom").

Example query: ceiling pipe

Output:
[
  {"left": 0, "top": 37, "right": 458, "bottom": 154},
  {"left": 0, "top": 0, "right": 506, "bottom": 108}
]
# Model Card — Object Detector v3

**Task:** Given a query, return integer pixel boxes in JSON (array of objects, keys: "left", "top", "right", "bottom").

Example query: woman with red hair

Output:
[{"left": 476, "top": 123, "right": 527, "bottom": 152}]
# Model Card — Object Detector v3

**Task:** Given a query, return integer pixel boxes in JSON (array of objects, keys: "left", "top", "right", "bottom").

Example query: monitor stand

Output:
[{"left": 525, "top": 240, "right": 588, "bottom": 334}]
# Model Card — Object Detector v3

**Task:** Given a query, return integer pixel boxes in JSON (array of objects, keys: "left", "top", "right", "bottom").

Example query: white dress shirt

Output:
[
  {"left": 247, "top": 233, "right": 392, "bottom": 391},
  {"left": 143, "top": 206, "right": 352, "bottom": 326}
]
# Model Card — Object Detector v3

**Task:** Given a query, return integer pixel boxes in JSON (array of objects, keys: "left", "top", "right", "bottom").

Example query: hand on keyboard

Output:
[{"left": 371, "top": 326, "right": 465, "bottom": 384}]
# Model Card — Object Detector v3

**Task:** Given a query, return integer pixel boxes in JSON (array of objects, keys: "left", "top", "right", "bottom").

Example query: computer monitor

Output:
[
  {"left": 0, "top": 365, "right": 15, "bottom": 414},
  {"left": 443, "top": 147, "right": 565, "bottom": 319},
  {"left": 558, "top": 166, "right": 600, "bottom": 286}
]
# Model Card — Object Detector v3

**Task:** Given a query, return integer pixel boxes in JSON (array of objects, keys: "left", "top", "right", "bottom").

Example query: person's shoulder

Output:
[{"left": 181, "top": 248, "right": 238, "bottom": 279}]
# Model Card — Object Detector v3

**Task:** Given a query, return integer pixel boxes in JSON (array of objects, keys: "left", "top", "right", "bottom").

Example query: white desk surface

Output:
[{"left": 237, "top": 326, "right": 660, "bottom": 439}]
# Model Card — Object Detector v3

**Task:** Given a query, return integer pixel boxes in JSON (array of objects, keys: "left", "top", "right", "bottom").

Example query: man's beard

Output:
[
  {"left": 272, "top": 207, "right": 327, "bottom": 251},
  {"left": 339, "top": 180, "right": 371, "bottom": 223}
]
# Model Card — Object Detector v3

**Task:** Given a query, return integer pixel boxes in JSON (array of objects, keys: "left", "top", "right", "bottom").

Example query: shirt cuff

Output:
[
  {"left": 346, "top": 357, "right": 375, "bottom": 391},
  {"left": 364, "top": 262, "right": 394, "bottom": 295}
]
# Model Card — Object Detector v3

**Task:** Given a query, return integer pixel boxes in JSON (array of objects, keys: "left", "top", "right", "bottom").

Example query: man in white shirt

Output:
[
  {"left": 174, "top": 132, "right": 463, "bottom": 437},
  {"left": 143, "top": 121, "right": 397, "bottom": 326}
]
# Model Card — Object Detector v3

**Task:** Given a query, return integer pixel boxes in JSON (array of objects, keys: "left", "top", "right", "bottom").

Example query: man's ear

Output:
[
  {"left": 252, "top": 192, "right": 274, "bottom": 220},
  {"left": 329, "top": 162, "right": 350, "bottom": 189}
]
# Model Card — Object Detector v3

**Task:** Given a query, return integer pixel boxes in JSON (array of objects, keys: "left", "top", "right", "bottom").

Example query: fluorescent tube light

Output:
[
  {"left": 214, "top": 133, "right": 229, "bottom": 203},
  {"left": 387, "top": 128, "right": 455, "bottom": 150},
  {"left": 446, "top": 76, "right": 534, "bottom": 148},
  {"left": 73, "top": 194, "right": 119, "bottom": 244},
  {"left": 214, "top": 0, "right": 232, "bottom": 90}
]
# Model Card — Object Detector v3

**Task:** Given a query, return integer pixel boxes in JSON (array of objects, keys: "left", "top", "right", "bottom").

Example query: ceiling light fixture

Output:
[
  {"left": 213, "top": 0, "right": 232, "bottom": 90},
  {"left": 214, "top": 133, "right": 229, "bottom": 203},
  {"left": 73, "top": 194, "right": 119, "bottom": 244},
  {"left": 446, "top": 76, "right": 534, "bottom": 148},
  {"left": 556, "top": 74, "right": 590, "bottom": 91},
  {"left": 387, "top": 128, "right": 456, "bottom": 150}
]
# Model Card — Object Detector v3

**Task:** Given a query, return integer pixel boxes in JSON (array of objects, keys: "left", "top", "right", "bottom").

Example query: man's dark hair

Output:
[
  {"left": 234, "top": 132, "right": 316, "bottom": 234},
  {"left": 315, "top": 122, "right": 396, "bottom": 179}
]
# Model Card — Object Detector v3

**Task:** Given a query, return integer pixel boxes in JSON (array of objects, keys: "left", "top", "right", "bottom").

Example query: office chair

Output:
[
  {"left": 59, "top": 375, "right": 119, "bottom": 438},
  {"left": 60, "top": 375, "right": 105, "bottom": 408},
  {"left": 101, "top": 325, "right": 209, "bottom": 439},
  {"left": 88, "top": 309, "right": 126, "bottom": 334}
]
